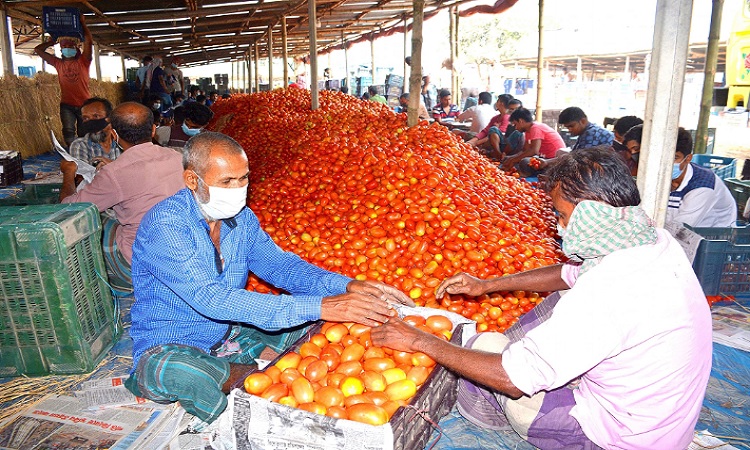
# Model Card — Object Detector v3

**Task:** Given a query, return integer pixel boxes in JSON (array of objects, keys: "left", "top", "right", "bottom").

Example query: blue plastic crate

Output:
[
  {"left": 42, "top": 6, "right": 84, "bottom": 42},
  {"left": 692, "top": 154, "right": 736, "bottom": 180},
  {"left": 687, "top": 225, "right": 750, "bottom": 297}
]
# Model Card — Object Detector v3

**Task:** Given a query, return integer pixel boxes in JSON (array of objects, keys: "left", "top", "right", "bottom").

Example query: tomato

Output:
[
  {"left": 365, "top": 391, "right": 390, "bottom": 406},
  {"left": 275, "top": 352, "right": 302, "bottom": 372},
  {"left": 320, "top": 351, "right": 341, "bottom": 371},
  {"left": 299, "top": 342, "right": 322, "bottom": 358},
  {"left": 363, "top": 346, "right": 386, "bottom": 360},
  {"left": 314, "top": 386, "right": 345, "bottom": 408},
  {"left": 361, "top": 370, "right": 387, "bottom": 392},
  {"left": 381, "top": 367, "right": 407, "bottom": 385},
  {"left": 363, "top": 358, "right": 396, "bottom": 373},
  {"left": 310, "top": 333, "right": 328, "bottom": 348},
  {"left": 340, "top": 343, "right": 366, "bottom": 363},
  {"left": 411, "top": 352, "right": 436, "bottom": 368},
  {"left": 261, "top": 383, "right": 289, "bottom": 402},
  {"left": 425, "top": 316, "right": 453, "bottom": 333},
  {"left": 335, "top": 360, "right": 364, "bottom": 377},
  {"left": 278, "top": 396, "right": 298, "bottom": 408},
  {"left": 402, "top": 315, "right": 426, "bottom": 327},
  {"left": 279, "top": 368, "right": 302, "bottom": 387},
  {"left": 343, "top": 394, "right": 373, "bottom": 407},
  {"left": 264, "top": 366, "right": 281, "bottom": 384},
  {"left": 346, "top": 404, "right": 389, "bottom": 426},
  {"left": 325, "top": 372, "right": 346, "bottom": 388},
  {"left": 385, "top": 379, "right": 418, "bottom": 401},
  {"left": 244, "top": 372, "right": 273, "bottom": 395},
  {"left": 324, "top": 324, "right": 349, "bottom": 343},
  {"left": 406, "top": 366, "right": 432, "bottom": 386},
  {"left": 304, "top": 360, "right": 330, "bottom": 383},
  {"left": 298, "top": 402, "right": 327, "bottom": 415},
  {"left": 381, "top": 400, "right": 401, "bottom": 418},
  {"left": 326, "top": 406, "right": 348, "bottom": 419},
  {"left": 291, "top": 377, "right": 315, "bottom": 404},
  {"left": 340, "top": 376, "right": 365, "bottom": 397}
]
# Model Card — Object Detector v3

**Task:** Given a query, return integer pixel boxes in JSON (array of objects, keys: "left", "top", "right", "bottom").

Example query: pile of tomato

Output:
[
  {"left": 243, "top": 316, "right": 453, "bottom": 425},
  {"left": 210, "top": 89, "right": 562, "bottom": 332}
]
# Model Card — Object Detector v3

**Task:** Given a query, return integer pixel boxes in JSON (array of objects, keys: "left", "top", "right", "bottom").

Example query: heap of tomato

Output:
[
  {"left": 244, "top": 316, "right": 453, "bottom": 425},
  {"left": 209, "top": 89, "right": 562, "bottom": 332}
]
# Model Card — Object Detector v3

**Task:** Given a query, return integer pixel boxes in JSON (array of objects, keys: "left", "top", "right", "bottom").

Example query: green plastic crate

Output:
[
  {"left": 0, "top": 203, "right": 119, "bottom": 376},
  {"left": 0, "top": 183, "right": 62, "bottom": 206},
  {"left": 686, "top": 225, "right": 750, "bottom": 297},
  {"left": 724, "top": 178, "right": 750, "bottom": 217}
]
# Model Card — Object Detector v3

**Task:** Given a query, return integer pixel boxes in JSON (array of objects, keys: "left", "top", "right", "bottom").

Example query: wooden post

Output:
[
  {"left": 454, "top": 9, "right": 460, "bottom": 99},
  {"left": 282, "top": 16, "right": 289, "bottom": 86},
  {"left": 93, "top": 43, "right": 102, "bottom": 81},
  {"left": 695, "top": 0, "right": 723, "bottom": 154},
  {"left": 254, "top": 40, "right": 260, "bottom": 92},
  {"left": 248, "top": 53, "right": 254, "bottom": 93},
  {"left": 120, "top": 54, "right": 126, "bottom": 82},
  {"left": 637, "top": 0, "right": 693, "bottom": 226},
  {"left": 408, "top": 0, "right": 425, "bottom": 127},
  {"left": 309, "top": 0, "right": 319, "bottom": 109},
  {"left": 449, "top": 7, "right": 456, "bottom": 98},
  {"left": 370, "top": 32, "right": 376, "bottom": 84},
  {"left": 623, "top": 55, "right": 630, "bottom": 82},
  {"left": 0, "top": 9, "right": 14, "bottom": 76},
  {"left": 268, "top": 25, "right": 274, "bottom": 89},
  {"left": 343, "top": 31, "right": 349, "bottom": 91},
  {"left": 535, "top": 0, "right": 544, "bottom": 121},
  {"left": 246, "top": 56, "right": 251, "bottom": 92},
  {"left": 403, "top": 15, "right": 408, "bottom": 87}
]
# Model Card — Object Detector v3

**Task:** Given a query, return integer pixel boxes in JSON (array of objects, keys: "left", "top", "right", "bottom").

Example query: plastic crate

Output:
[
  {"left": 686, "top": 224, "right": 750, "bottom": 297},
  {"left": 692, "top": 154, "right": 737, "bottom": 180},
  {"left": 0, "top": 151, "right": 23, "bottom": 188},
  {"left": 0, "top": 183, "right": 62, "bottom": 206},
  {"left": 234, "top": 319, "right": 464, "bottom": 450},
  {"left": 0, "top": 203, "right": 119, "bottom": 376},
  {"left": 724, "top": 178, "right": 750, "bottom": 217},
  {"left": 42, "top": 6, "right": 84, "bottom": 42}
]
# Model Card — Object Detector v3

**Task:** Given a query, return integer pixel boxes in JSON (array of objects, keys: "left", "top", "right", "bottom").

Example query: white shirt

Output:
[
  {"left": 457, "top": 103, "right": 496, "bottom": 133},
  {"left": 666, "top": 164, "right": 737, "bottom": 228}
]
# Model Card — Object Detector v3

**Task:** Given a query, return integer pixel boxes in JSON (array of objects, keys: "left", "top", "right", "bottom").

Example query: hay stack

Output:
[{"left": 0, "top": 73, "right": 126, "bottom": 158}]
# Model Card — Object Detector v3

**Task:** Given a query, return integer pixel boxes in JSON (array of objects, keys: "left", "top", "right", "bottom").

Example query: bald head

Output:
[
  {"left": 183, "top": 132, "right": 246, "bottom": 177},
  {"left": 110, "top": 102, "right": 155, "bottom": 148}
]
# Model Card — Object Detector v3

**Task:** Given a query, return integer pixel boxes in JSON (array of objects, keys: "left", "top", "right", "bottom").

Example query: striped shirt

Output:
[
  {"left": 129, "top": 188, "right": 352, "bottom": 370},
  {"left": 667, "top": 163, "right": 736, "bottom": 227}
]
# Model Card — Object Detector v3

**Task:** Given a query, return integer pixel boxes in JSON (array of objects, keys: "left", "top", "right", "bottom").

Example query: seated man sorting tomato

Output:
[
  {"left": 372, "top": 146, "right": 712, "bottom": 449},
  {"left": 125, "top": 131, "right": 413, "bottom": 425}
]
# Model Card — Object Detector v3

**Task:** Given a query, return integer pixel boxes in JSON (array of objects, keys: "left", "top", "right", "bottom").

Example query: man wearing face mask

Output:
[
  {"left": 60, "top": 102, "right": 184, "bottom": 293},
  {"left": 34, "top": 14, "right": 93, "bottom": 147},
  {"left": 371, "top": 146, "right": 711, "bottom": 449},
  {"left": 68, "top": 97, "right": 120, "bottom": 168},
  {"left": 667, "top": 127, "right": 737, "bottom": 228},
  {"left": 125, "top": 132, "right": 415, "bottom": 425},
  {"left": 167, "top": 101, "right": 213, "bottom": 149}
]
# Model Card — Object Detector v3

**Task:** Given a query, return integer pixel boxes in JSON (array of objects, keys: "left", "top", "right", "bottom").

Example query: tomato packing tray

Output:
[{"left": 229, "top": 307, "right": 474, "bottom": 450}]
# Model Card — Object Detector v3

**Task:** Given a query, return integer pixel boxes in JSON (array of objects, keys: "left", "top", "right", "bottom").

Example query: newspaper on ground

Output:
[
  {"left": 222, "top": 390, "right": 394, "bottom": 450},
  {"left": 712, "top": 306, "right": 750, "bottom": 352},
  {"left": 75, "top": 376, "right": 149, "bottom": 410},
  {"left": 50, "top": 129, "right": 96, "bottom": 189},
  {"left": 0, "top": 393, "right": 181, "bottom": 450},
  {"left": 689, "top": 430, "right": 739, "bottom": 449}
]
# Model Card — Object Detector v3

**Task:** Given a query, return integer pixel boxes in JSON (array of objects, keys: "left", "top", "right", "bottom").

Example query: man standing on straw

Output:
[{"left": 34, "top": 14, "right": 93, "bottom": 148}]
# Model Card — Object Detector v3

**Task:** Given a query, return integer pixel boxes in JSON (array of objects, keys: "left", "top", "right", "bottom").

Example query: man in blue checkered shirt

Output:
[
  {"left": 124, "top": 132, "right": 413, "bottom": 424},
  {"left": 559, "top": 107, "right": 613, "bottom": 151}
]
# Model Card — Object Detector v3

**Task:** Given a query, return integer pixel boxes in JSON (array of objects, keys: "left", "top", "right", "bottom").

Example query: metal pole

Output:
[
  {"left": 408, "top": 0, "right": 425, "bottom": 127},
  {"left": 254, "top": 41, "right": 260, "bottom": 91},
  {"left": 282, "top": 16, "right": 289, "bottom": 86},
  {"left": 535, "top": 0, "right": 544, "bottom": 122},
  {"left": 637, "top": 0, "right": 694, "bottom": 226},
  {"left": 0, "top": 10, "right": 13, "bottom": 76},
  {"left": 268, "top": 25, "right": 274, "bottom": 89},
  {"left": 695, "top": 0, "right": 723, "bottom": 155},
  {"left": 309, "top": 0, "right": 319, "bottom": 109}
]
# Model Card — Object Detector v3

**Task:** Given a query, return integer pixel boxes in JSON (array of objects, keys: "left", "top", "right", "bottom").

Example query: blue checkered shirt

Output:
[
  {"left": 68, "top": 133, "right": 121, "bottom": 165},
  {"left": 572, "top": 123, "right": 614, "bottom": 150},
  {"left": 129, "top": 188, "right": 351, "bottom": 369}
]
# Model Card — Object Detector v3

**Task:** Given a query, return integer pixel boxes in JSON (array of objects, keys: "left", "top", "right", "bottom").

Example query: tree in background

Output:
[{"left": 458, "top": 15, "right": 523, "bottom": 92}]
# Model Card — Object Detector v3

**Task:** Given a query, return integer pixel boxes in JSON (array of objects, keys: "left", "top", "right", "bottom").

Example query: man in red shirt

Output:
[
  {"left": 502, "top": 107, "right": 565, "bottom": 177},
  {"left": 34, "top": 15, "right": 93, "bottom": 147}
]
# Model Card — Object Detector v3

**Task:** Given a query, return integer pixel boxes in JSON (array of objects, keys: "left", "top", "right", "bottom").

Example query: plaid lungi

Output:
[{"left": 101, "top": 213, "right": 133, "bottom": 293}]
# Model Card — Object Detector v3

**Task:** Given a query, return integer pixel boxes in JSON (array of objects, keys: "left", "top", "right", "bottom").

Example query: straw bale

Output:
[{"left": 0, "top": 73, "right": 126, "bottom": 158}]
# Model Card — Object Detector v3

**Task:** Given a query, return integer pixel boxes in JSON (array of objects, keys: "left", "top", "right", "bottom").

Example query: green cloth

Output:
[
  {"left": 563, "top": 200, "right": 657, "bottom": 275},
  {"left": 370, "top": 94, "right": 388, "bottom": 104}
]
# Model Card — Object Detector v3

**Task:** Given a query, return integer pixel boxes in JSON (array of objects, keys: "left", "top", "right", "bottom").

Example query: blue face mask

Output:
[
  {"left": 61, "top": 48, "right": 77, "bottom": 58},
  {"left": 182, "top": 122, "right": 202, "bottom": 137},
  {"left": 672, "top": 163, "right": 683, "bottom": 179}
]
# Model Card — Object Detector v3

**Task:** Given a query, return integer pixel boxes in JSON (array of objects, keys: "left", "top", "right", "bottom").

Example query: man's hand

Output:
[
  {"left": 320, "top": 292, "right": 395, "bottom": 327},
  {"left": 91, "top": 157, "right": 112, "bottom": 170},
  {"left": 60, "top": 159, "right": 78, "bottom": 175},
  {"left": 501, "top": 156, "right": 517, "bottom": 172},
  {"left": 347, "top": 280, "right": 415, "bottom": 307},
  {"left": 435, "top": 273, "right": 487, "bottom": 299},
  {"left": 370, "top": 317, "right": 435, "bottom": 353}
]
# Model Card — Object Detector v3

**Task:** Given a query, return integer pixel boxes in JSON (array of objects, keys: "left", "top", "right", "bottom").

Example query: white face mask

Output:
[
  {"left": 557, "top": 223, "right": 566, "bottom": 240},
  {"left": 194, "top": 174, "right": 248, "bottom": 220}
]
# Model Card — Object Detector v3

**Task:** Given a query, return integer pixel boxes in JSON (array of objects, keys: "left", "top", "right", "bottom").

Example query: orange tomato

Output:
[
  {"left": 407, "top": 366, "right": 432, "bottom": 386},
  {"left": 298, "top": 402, "right": 327, "bottom": 415},
  {"left": 278, "top": 396, "right": 298, "bottom": 408},
  {"left": 264, "top": 366, "right": 281, "bottom": 384},
  {"left": 363, "top": 358, "right": 396, "bottom": 373},
  {"left": 310, "top": 333, "right": 328, "bottom": 348},
  {"left": 346, "top": 403, "right": 389, "bottom": 426},
  {"left": 304, "top": 360, "right": 330, "bottom": 383},
  {"left": 314, "top": 386, "right": 345, "bottom": 408},
  {"left": 261, "top": 383, "right": 289, "bottom": 402},
  {"left": 425, "top": 315, "right": 453, "bottom": 333},
  {"left": 324, "top": 324, "right": 349, "bottom": 343},
  {"left": 340, "top": 343, "right": 366, "bottom": 363},
  {"left": 361, "top": 370, "right": 387, "bottom": 392},
  {"left": 363, "top": 346, "right": 386, "bottom": 360},
  {"left": 340, "top": 376, "right": 365, "bottom": 397},
  {"left": 335, "top": 360, "right": 364, "bottom": 377},
  {"left": 343, "top": 393, "right": 373, "bottom": 407},
  {"left": 381, "top": 367, "right": 407, "bottom": 385},
  {"left": 411, "top": 352, "right": 436, "bottom": 368},
  {"left": 299, "top": 342, "right": 322, "bottom": 358},
  {"left": 279, "top": 368, "right": 302, "bottom": 387},
  {"left": 385, "top": 379, "right": 417, "bottom": 401},
  {"left": 244, "top": 372, "right": 273, "bottom": 395},
  {"left": 402, "top": 315, "right": 426, "bottom": 327},
  {"left": 291, "top": 377, "right": 315, "bottom": 404},
  {"left": 327, "top": 405, "right": 348, "bottom": 419},
  {"left": 275, "top": 352, "right": 302, "bottom": 372}
]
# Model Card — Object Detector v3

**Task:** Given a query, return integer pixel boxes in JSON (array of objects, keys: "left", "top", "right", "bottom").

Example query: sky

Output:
[{"left": 6, "top": 0, "right": 744, "bottom": 86}]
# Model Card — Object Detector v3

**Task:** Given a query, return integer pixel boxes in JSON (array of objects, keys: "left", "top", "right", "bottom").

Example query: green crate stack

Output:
[
  {"left": 0, "top": 203, "right": 119, "bottom": 376},
  {"left": 0, "top": 183, "right": 62, "bottom": 206},
  {"left": 686, "top": 225, "right": 750, "bottom": 297}
]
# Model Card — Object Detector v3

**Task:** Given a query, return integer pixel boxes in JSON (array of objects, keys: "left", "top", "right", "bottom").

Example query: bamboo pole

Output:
[
  {"left": 254, "top": 40, "right": 259, "bottom": 92},
  {"left": 408, "top": 0, "right": 425, "bottom": 127},
  {"left": 535, "top": 0, "right": 544, "bottom": 121},
  {"left": 282, "top": 16, "right": 289, "bottom": 86},
  {"left": 268, "top": 25, "right": 274, "bottom": 89},
  {"left": 695, "top": 0, "right": 723, "bottom": 155},
  {"left": 449, "top": 6, "right": 456, "bottom": 99},
  {"left": 94, "top": 43, "right": 102, "bottom": 81},
  {"left": 370, "top": 32, "right": 376, "bottom": 84},
  {"left": 309, "top": 0, "right": 319, "bottom": 109}
]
